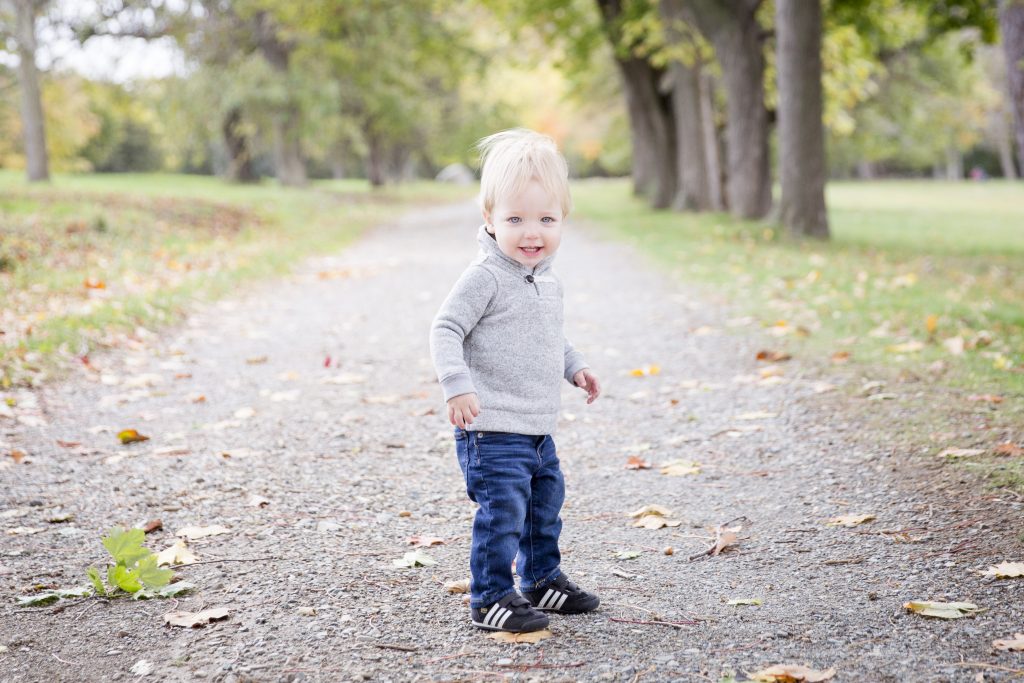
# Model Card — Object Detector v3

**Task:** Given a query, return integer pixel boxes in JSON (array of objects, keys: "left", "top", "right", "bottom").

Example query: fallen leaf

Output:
[
  {"left": 624, "top": 455, "right": 652, "bottom": 470},
  {"left": 117, "top": 429, "right": 149, "bottom": 445},
  {"left": 736, "top": 411, "right": 777, "bottom": 420},
  {"left": 938, "top": 447, "right": 986, "bottom": 458},
  {"left": 142, "top": 519, "right": 163, "bottom": 534},
  {"left": 887, "top": 341, "right": 924, "bottom": 354},
  {"left": 756, "top": 350, "right": 791, "bottom": 362},
  {"left": 248, "top": 495, "right": 271, "bottom": 508},
  {"left": 245, "top": 355, "right": 268, "bottom": 365},
  {"left": 163, "top": 607, "right": 230, "bottom": 628},
  {"left": 9, "top": 449, "right": 28, "bottom": 464},
  {"left": 615, "top": 550, "right": 641, "bottom": 560},
  {"left": 826, "top": 514, "right": 876, "bottom": 528},
  {"left": 727, "top": 598, "right": 762, "bottom": 606},
  {"left": 759, "top": 365, "right": 785, "bottom": 379},
  {"left": 296, "top": 606, "right": 317, "bottom": 616},
  {"left": 83, "top": 277, "right": 106, "bottom": 289},
  {"left": 233, "top": 407, "right": 255, "bottom": 419},
  {"left": 967, "top": 394, "right": 1003, "bottom": 404},
  {"left": 406, "top": 535, "right": 446, "bottom": 547},
  {"left": 487, "top": 629, "right": 552, "bottom": 644},
  {"left": 981, "top": 561, "right": 1024, "bottom": 579},
  {"left": 156, "top": 540, "right": 198, "bottom": 566},
  {"left": 55, "top": 440, "right": 81, "bottom": 448},
  {"left": 995, "top": 442, "right": 1024, "bottom": 457},
  {"left": 392, "top": 550, "right": 437, "bottom": 568},
  {"left": 943, "top": 336, "right": 965, "bottom": 355},
  {"left": 831, "top": 351, "right": 851, "bottom": 363},
  {"left": 633, "top": 515, "right": 683, "bottom": 529},
  {"left": 445, "top": 579, "right": 470, "bottom": 594},
  {"left": 187, "top": 393, "right": 206, "bottom": 404},
  {"left": 711, "top": 526, "right": 740, "bottom": 556},
  {"left": 749, "top": 664, "right": 836, "bottom": 682},
  {"left": 993, "top": 633, "right": 1024, "bottom": 651},
  {"left": 903, "top": 600, "right": 982, "bottom": 619},
  {"left": 628, "top": 504, "right": 674, "bottom": 518},
  {"left": 659, "top": 459, "right": 701, "bottom": 476},
  {"left": 630, "top": 364, "right": 661, "bottom": 377},
  {"left": 6, "top": 526, "right": 46, "bottom": 536},
  {"left": 925, "top": 314, "right": 938, "bottom": 336},
  {"left": 129, "top": 660, "right": 153, "bottom": 677},
  {"left": 175, "top": 525, "right": 230, "bottom": 540}
]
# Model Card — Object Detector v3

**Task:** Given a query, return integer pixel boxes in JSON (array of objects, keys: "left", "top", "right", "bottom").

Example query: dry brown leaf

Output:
[
  {"left": 756, "top": 350, "right": 791, "bottom": 362},
  {"left": 444, "top": 579, "right": 470, "bottom": 594},
  {"left": 163, "top": 607, "right": 229, "bottom": 628},
  {"left": 981, "top": 561, "right": 1024, "bottom": 579},
  {"left": 632, "top": 515, "right": 683, "bottom": 530},
  {"left": 967, "top": 394, "right": 1003, "bottom": 403},
  {"left": 407, "top": 535, "right": 446, "bottom": 547},
  {"left": 830, "top": 351, "right": 851, "bottom": 363},
  {"left": 142, "top": 519, "right": 163, "bottom": 534},
  {"left": 711, "top": 527, "right": 739, "bottom": 556},
  {"left": 826, "top": 514, "right": 875, "bottom": 528},
  {"left": 624, "top": 455, "right": 652, "bottom": 470},
  {"left": 9, "top": 449, "right": 28, "bottom": 464},
  {"left": 487, "top": 629, "right": 553, "bottom": 644},
  {"left": 749, "top": 664, "right": 836, "bottom": 682},
  {"left": 55, "top": 440, "right": 81, "bottom": 448},
  {"left": 993, "top": 633, "right": 1024, "bottom": 651},
  {"left": 629, "top": 504, "right": 673, "bottom": 518},
  {"left": 994, "top": 442, "right": 1023, "bottom": 457},
  {"left": 245, "top": 355, "right": 268, "bottom": 365}
]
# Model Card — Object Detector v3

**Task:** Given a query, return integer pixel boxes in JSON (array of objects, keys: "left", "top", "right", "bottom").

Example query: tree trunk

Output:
[
  {"left": 699, "top": 72, "right": 725, "bottom": 210},
  {"left": 775, "top": 0, "right": 829, "bottom": 238},
  {"left": 365, "top": 126, "right": 386, "bottom": 187},
  {"left": 660, "top": 0, "right": 711, "bottom": 211},
  {"left": 686, "top": 0, "right": 771, "bottom": 218},
  {"left": 595, "top": 0, "right": 677, "bottom": 209},
  {"left": 14, "top": 0, "right": 49, "bottom": 182},
  {"left": 996, "top": 110, "right": 1018, "bottom": 178},
  {"left": 1001, "top": 0, "right": 1024, "bottom": 177},
  {"left": 945, "top": 143, "right": 964, "bottom": 180},
  {"left": 222, "top": 106, "right": 257, "bottom": 183},
  {"left": 255, "top": 12, "right": 307, "bottom": 187}
]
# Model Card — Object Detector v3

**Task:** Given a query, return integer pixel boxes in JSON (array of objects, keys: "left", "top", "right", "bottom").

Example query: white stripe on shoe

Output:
[
  {"left": 486, "top": 606, "right": 508, "bottom": 627},
  {"left": 538, "top": 589, "right": 555, "bottom": 609},
  {"left": 553, "top": 592, "right": 569, "bottom": 610},
  {"left": 496, "top": 608, "right": 514, "bottom": 629}
]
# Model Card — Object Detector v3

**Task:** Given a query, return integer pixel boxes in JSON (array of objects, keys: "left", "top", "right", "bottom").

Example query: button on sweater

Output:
[{"left": 430, "top": 225, "right": 589, "bottom": 435}]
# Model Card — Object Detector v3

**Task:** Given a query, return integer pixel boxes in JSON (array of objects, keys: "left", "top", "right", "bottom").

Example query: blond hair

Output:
[{"left": 476, "top": 128, "right": 572, "bottom": 218}]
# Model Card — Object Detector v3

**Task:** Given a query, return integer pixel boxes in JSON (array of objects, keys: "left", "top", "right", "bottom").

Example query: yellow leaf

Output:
[
  {"left": 487, "top": 629, "right": 553, "bottom": 644},
  {"left": 632, "top": 515, "right": 682, "bottom": 529},
  {"left": 117, "top": 429, "right": 149, "bottom": 445},
  {"left": 750, "top": 665, "right": 836, "bottom": 682},
  {"left": 659, "top": 459, "right": 701, "bottom": 476},
  {"left": 925, "top": 314, "right": 938, "bottom": 335},
  {"left": 727, "top": 598, "right": 762, "bottom": 606},
  {"left": 903, "top": 601, "right": 982, "bottom": 619},
  {"left": 937, "top": 447, "right": 986, "bottom": 458},
  {"left": 826, "top": 514, "right": 875, "bottom": 527},
  {"left": 630, "top": 364, "right": 661, "bottom": 377},
  {"left": 981, "top": 561, "right": 1024, "bottom": 579},
  {"left": 886, "top": 341, "right": 924, "bottom": 354}
]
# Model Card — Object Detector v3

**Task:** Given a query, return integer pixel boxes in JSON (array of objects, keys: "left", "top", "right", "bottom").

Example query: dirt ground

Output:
[{"left": 2, "top": 202, "right": 1023, "bottom": 682}]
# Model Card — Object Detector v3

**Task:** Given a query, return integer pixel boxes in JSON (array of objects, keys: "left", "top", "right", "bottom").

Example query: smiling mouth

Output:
[{"left": 519, "top": 247, "right": 542, "bottom": 255}]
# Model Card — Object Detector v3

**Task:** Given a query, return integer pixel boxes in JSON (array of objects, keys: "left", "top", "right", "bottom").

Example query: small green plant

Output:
[{"left": 16, "top": 527, "right": 191, "bottom": 607}]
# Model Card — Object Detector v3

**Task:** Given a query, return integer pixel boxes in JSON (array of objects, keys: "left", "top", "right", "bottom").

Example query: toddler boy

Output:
[{"left": 430, "top": 129, "right": 601, "bottom": 633}]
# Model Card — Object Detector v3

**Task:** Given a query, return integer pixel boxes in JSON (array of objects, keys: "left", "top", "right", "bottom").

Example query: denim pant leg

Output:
[
  {"left": 455, "top": 429, "right": 534, "bottom": 608},
  {"left": 516, "top": 435, "right": 565, "bottom": 593}
]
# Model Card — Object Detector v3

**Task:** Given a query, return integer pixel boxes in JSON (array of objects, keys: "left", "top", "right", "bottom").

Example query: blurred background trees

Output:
[{"left": 0, "top": 0, "right": 1020, "bottom": 237}]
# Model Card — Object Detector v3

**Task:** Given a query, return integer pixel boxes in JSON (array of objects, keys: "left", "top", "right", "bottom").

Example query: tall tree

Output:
[
  {"left": 1001, "top": 0, "right": 1024, "bottom": 172},
  {"left": 684, "top": 0, "right": 771, "bottom": 219},
  {"left": 3, "top": 0, "right": 50, "bottom": 181},
  {"left": 595, "top": 0, "right": 677, "bottom": 209},
  {"left": 775, "top": 0, "right": 829, "bottom": 237}
]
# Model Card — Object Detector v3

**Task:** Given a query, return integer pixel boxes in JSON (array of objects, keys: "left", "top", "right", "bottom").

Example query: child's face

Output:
[{"left": 484, "top": 178, "right": 563, "bottom": 268}]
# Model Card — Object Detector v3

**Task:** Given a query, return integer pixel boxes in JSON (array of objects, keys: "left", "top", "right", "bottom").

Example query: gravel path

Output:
[{"left": 2, "top": 202, "right": 1023, "bottom": 682}]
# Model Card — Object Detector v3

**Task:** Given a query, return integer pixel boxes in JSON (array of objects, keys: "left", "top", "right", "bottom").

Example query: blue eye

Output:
[
  {"left": 542, "top": 217, "right": 555, "bottom": 223},
  {"left": 507, "top": 217, "right": 521, "bottom": 224}
]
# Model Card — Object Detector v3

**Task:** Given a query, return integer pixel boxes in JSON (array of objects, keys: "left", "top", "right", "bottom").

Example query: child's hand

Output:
[
  {"left": 573, "top": 369, "right": 601, "bottom": 404},
  {"left": 447, "top": 393, "right": 480, "bottom": 429}
]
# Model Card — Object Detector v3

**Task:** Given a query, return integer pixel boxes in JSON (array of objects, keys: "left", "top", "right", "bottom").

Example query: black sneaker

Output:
[
  {"left": 471, "top": 593, "right": 549, "bottom": 632},
  {"left": 523, "top": 574, "right": 600, "bottom": 614}
]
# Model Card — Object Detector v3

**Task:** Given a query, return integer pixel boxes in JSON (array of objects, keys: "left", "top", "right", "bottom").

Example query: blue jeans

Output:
[{"left": 455, "top": 428, "right": 565, "bottom": 608}]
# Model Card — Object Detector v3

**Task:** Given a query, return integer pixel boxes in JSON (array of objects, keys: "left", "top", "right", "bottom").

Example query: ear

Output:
[{"left": 482, "top": 209, "right": 494, "bottom": 233}]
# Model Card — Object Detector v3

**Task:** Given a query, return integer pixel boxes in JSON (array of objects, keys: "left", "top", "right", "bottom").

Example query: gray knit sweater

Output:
[{"left": 429, "top": 225, "right": 589, "bottom": 435}]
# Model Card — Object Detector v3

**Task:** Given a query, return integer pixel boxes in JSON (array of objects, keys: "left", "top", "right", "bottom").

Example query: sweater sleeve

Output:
[
  {"left": 430, "top": 265, "right": 498, "bottom": 401},
  {"left": 563, "top": 336, "right": 589, "bottom": 384}
]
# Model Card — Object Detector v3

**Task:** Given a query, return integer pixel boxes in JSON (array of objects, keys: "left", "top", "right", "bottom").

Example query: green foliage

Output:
[{"left": 91, "top": 526, "right": 172, "bottom": 595}]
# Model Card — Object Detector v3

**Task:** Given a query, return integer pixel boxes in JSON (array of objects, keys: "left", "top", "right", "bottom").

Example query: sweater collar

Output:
[{"left": 477, "top": 224, "right": 554, "bottom": 276}]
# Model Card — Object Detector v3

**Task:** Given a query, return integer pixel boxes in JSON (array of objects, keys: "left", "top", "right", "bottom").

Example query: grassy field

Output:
[
  {"left": 0, "top": 171, "right": 472, "bottom": 387},
  {"left": 572, "top": 178, "right": 1024, "bottom": 490}
]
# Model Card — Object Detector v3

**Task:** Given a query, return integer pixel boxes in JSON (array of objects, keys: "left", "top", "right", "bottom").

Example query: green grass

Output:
[
  {"left": 572, "top": 178, "right": 1024, "bottom": 492},
  {"left": 0, "top": 170, "right": 473, "bottom": 386}
]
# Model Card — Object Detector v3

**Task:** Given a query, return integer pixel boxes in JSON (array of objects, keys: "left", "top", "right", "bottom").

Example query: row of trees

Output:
[{"left": 2, "top": 0, "right": 1023, "bottom": 240}]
